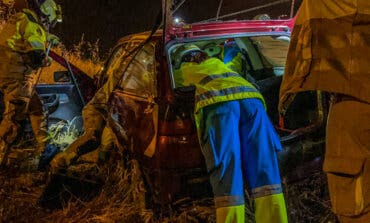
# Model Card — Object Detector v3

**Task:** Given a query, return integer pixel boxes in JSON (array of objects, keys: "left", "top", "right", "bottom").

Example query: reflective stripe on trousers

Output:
[{"left": 202, "top": 98, "right": 288, "bottom": 222}]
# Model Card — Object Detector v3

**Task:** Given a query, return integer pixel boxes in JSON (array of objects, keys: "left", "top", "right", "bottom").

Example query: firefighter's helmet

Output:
[
  {"left": 7, "top": 0, "right": 62, "bottom": 24},
  {"left": 25, "top": 0, "right": 62, "bottom": 25},
  {"left": 173, "top": 44, "right": 203, "bottom": 68},
  {"left": 38, "top": 0, "right": 62, "bottom": 24},
  {"left": 1, "top": 0, "right": 13, "bottom": 5}
]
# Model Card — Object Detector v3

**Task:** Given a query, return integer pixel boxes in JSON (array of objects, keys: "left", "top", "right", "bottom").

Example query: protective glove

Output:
[
  {"left": 49, "top": 150, "right": 77, "bottom": 173},
  {"left": 38, "top": 144, "right": 60, "bottom": 171},
  {"left": 47, "top": 33, "right": 60, "bottom": 47},
  {"left": 41, "top": 56, "right": 53, "bottom": 67},
  {"left": 22, "top": 50, "right": 46, "bottom": 69}
]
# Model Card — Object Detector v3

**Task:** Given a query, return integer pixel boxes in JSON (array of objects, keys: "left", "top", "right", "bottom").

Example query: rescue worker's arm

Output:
[
  {"left": 20, "top": 14, "right": 46, "bottom": 52},
  {"left": 224, "top": 52, "right": 243, "bottom": 75},
  {"left": 46, "top": 33, "right": 60, "bottom": 46},
  {"left": 11, "top": 13, "right": 46, "bottom": 69},
  {"left": 49, "top": 68, "right": 118, "bottom": 172},
  {"left": 173, "top": 69, "right": 185, "bottom": 88}
]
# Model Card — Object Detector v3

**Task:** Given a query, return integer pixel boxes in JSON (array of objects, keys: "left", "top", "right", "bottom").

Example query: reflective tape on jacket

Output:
[
  {"left": 175, "top": 57, "right": 265, "bottom": 113},
  {"left": 198, "top": 72, "right": 240, "bottom": 85},
  {"left": 0, "top": 9, "right": 46, "bottom": 53}
]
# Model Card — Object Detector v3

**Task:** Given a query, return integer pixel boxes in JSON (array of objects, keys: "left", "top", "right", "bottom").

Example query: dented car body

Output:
[{"left": 104, "top": 2, "right": 328, "bottom": 206}]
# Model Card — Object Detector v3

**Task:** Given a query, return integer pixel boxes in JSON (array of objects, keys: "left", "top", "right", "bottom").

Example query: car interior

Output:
[{"left": 168, "top": 35, "right": 326, "bottom": 139}]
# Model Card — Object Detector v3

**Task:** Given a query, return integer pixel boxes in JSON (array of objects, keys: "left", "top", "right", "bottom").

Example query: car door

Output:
[{"left": 108, "top": 41, "right": 158, "bottom": 158}]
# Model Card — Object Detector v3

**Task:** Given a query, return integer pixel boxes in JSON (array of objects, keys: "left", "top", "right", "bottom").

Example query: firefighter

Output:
[
  {"left": 203, "top": 40, "right": 243, "bottom": 74},
  {"left": 49, "top": 57, "right": 120, "bottom": 171},
  {"left": 48, "top": 101, "right": 116, "bottom": 169},
  {"left": 0, "top": 0, "right": 62, "bottom": 166},
  {"left": 174, "top": 44, "right": 288, "bottom": 223},
  {"left": 279, "top": 0, "right": 370, "bottom": 222}
]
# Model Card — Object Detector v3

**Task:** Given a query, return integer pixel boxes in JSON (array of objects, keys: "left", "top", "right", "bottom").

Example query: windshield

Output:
[
  {"left": 169, "top": 0, "right": 293, "bottom": 23},
  {"left": 169, "top": 34, "right": 290, "bottom": 88}
]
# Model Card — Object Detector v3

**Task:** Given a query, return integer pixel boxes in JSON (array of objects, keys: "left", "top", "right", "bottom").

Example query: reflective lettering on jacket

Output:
[{"left": 0, "top": 9, "right": 46, "bottom": 53}]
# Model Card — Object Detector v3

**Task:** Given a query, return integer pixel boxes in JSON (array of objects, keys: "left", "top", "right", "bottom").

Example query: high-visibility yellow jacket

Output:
[
  {"left": 175, "top": 57, "right": 264, "bottom": 113},
  {"left": 0, "top": 9, "right": 46, "bottom": 53},
  {"left": 175, "top": 58, "right": 264, "bottom": 113},
  {"left": 174, "top": 57, "right": 265, "bottom": 140},
  {"left": 0, "top": 9, "right": 46, "bottom": 80}
]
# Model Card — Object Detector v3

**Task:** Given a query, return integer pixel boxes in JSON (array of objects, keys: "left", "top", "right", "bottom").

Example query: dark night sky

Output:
[
  {"left": 55, "top": 0, "right": 301, "bottom": 56},
  {"left": 55, "top": 0, "right": 161, "bottom": 55}
]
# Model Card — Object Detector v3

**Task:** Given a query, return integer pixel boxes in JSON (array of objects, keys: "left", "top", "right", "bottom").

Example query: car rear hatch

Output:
[{"left": 162, "top": 0, "right": 295, "bottom": 43}]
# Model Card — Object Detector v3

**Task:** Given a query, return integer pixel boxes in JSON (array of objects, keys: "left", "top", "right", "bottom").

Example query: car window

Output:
[
  {"left": 104, "top": 44, "right": 128, "bottom": 77},
  {"left": 249, "top": 36, "right": 290, "bottom": 76},
  {"left": 105, "top": 42, "right": 157, "bottom": 98},
  {"left": 169, "top": 35, "right": 290, "bottom": 88},
  {"left": 119, "top": 43, "right": 157, "bottom": 98}
]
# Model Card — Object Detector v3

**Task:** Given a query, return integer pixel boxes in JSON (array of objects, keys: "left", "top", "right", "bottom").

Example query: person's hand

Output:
[
  {"left": 41, "top": 56, "right": 53, "bottom": 67},
  {"left": 47, "top": 33, "right": 60, "bottom": 47},
  {"left": 49, "top": 151, "right": 77, "bottom": 173},
  {"left": 37, "top": 144, "right": 60, "bottom": 171}
]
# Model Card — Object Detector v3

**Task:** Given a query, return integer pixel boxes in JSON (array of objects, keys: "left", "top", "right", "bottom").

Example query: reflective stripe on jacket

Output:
[
  {"left": 175, "top": 57, "right": 264, "bottom": 113},
  {"left": 0, "top": 9, "right": 46, "bottom": 53},
  {"left": 174, "top": 57, "right": 265, "bottom": 142}
]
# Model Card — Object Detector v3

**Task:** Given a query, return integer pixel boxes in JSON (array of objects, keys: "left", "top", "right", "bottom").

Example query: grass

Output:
[
  {"left": 0, "top": 155, "right": 338, "bottom": 223},
  {"left": 38, "top": 37, "right": 104, "bottom": 84}
]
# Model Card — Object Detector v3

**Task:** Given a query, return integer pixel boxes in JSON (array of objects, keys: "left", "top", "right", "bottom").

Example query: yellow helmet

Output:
[
  {"left": 1, "top": 0, "right": 14, "bottom": 5},
  {"left": 203, "top": 43, "right": 222, "bottom": 58},
  {"left": 39, "top": 0, "right": 62, "bottom": 24},
  {"left": 173, "top": 44, "right": 202, "bottom": 68}
]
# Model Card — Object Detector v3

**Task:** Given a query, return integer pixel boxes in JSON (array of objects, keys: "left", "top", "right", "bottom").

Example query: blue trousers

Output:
[{"left": 201, "top": 98, "right": 283, "bottom": 208}]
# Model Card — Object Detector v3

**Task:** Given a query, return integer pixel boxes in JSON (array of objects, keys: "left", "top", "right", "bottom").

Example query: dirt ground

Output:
[{"left": 0, "top": 145, "right": 339, "bottom": 223}]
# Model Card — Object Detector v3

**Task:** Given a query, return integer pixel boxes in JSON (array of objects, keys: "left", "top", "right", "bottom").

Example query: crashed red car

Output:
[{"left": 104, "top": 0, "right": 328, "bottom": 206}]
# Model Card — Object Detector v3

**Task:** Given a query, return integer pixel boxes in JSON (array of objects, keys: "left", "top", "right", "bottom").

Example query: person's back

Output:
[
  {"left": 175, "top": 56, "right": 261, "bottom": 113},
  {"left": 174, "top": 44, "right": 288, "bottom": 223}
]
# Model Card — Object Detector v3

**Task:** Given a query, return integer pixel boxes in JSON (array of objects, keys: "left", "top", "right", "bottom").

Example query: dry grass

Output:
[
  {"left": 283, "top": 173, "right": 339, "bottom": 223},
  {"left": 0, "top": 156, "right": 338, "bottom": 223},
  {"left": 40, "top": 159, "right": 216, "bottom": 223},
  {"left": 39, "top": 37, "right": 104, "bottom": 84}
]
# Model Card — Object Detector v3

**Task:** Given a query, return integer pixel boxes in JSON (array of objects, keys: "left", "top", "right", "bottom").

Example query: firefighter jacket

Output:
[
  {"left": 279, "top": 0, "right": 370, "bottom": 115},
  {"left": 175, "top": 57, "right": 264, "bottom": 114},
  {"left": 0, "top": 9, "right": 46, "bottom": 52},
  {"left": 174, "top": 57, "right": 265, "bottom": 141},
  {"left": 0, "top": 9, "right": 46, "bottom": 80},
  {"left": 279, "top": 0, "right": 370, "bottom": 219}
]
